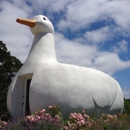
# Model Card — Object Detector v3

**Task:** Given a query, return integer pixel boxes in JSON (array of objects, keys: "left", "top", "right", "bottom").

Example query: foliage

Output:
[
  {"left": 124, "top": 99, "right": 130, "bottom": 114},
  {"left": 1, "top": 105, "right": 130, "bottom": 130},
  {"left": 0, "top": 41, "right": 22, "bottom": 117},
  {"left": 63, "top": 111, "right": 130, "bottom": 130},
  {"left": 0, "top": 119, "right": 7, "bottom": 129},
  {"left": 3, "top": 105, "right": 63, "bottom": 130}
]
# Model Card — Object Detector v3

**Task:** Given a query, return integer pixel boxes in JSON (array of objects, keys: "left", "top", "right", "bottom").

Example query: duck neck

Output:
[{"left": 29, "top": 33, "right": 57, "bottom": 62}]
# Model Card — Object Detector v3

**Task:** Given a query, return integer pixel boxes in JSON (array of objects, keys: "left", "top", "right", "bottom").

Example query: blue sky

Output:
[{"left": 0, "top": 0, "right": 130, "bottom": 98}]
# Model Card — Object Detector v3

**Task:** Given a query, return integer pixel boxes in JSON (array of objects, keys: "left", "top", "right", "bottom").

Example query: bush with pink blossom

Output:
[
  {"left": 63, "top": 110, "right": 94, "bottom": 130},
  {"left": 3, "top": 105, "right": 63, "bottom": 130},
  {"left": 1, "top": 105, "right": 130, "bottom": 130},
  {"left": 0, "top": 119, "right": 7, "bottom": 129},
  {"left": 63, "top": 112, "right": 130, "bottom": 130}
]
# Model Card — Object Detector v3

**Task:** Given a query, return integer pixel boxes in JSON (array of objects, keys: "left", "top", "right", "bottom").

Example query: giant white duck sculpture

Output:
[{"left": 7, "top": 15, "right": 124, "bottom": 119}]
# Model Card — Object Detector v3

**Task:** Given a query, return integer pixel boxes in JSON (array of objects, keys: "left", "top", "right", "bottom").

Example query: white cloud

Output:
[
  {"left": 26, "top": 0, "right": 72, "bottom": 14},
  {"left": 0, "top": 0, "right": 33, "bottom": 62},
  {"left": 0, "top": 0, "right": 130, "bottom": 77},
  {"left": 118, "top": 40, "right": 128, "bottom": 52},
  {"left": 112, "top": 40, "right": 128, "bottom": 53},
  {"left": 92, "top": 52, "right": 130, "bottom": 75},
  {"left": 55, "top": 32, "right": 98, "bottom": 66},
  {"left": 107, "top": 1, "right": 130, "bottom": 30},
  {"left": 55, "top": 32, "right": 130, "bottom": 75},
  {"left": 84, "top": 26, "right": 112, "bottom": 44},
  {"left": 58, "top": 0, "right": 106, "bottom": 30},
  {"left": 57, "top": 0, "right": 130, "bottom": 34}
]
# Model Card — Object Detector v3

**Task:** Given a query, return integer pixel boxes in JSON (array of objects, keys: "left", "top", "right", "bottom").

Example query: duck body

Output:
[
  {"left": 30, "top": 62, "right": 124, "bottom": 117},
  {"left": 7, "top": 15, "right": 124, "bottom": 119}
]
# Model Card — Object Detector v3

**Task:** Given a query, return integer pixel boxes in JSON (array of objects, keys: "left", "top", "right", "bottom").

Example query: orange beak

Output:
[{"left": 16, "top": 18, "right": 36, "bottom": 28}]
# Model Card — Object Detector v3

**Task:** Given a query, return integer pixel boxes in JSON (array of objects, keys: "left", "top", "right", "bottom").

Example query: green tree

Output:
[
  {"left": 0, "top": 41, "right": 22, "bottom": 117},
  {"left": 124, "top": 99, "right": 130, "bottom": 114}
]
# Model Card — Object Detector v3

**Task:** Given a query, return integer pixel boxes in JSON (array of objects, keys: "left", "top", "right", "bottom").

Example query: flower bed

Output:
[{"left": 1, "top": 105, "right": 130, "bottom": 130}]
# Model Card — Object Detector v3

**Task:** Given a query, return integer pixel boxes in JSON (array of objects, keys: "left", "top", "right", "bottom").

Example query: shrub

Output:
[
  {"left": 3, "top": 105, "right": 63, "bottom": 130},
  {"left": 64, "top": 112, "right": 130, "bottom": 130},
  {"left": 124, "top": 99, "right": 130, "bottom": 114},
  {"left": 1, "top": 105, "right": 130, "bottom": 130}
]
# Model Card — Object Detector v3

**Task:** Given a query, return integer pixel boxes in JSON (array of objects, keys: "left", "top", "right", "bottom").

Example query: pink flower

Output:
[
  {"left": 53, "top": 104, "right": 56, "bottom": 108},
  {"left": 40, "top": 109, "right": 45, "bottom": 115},
  {"left": 113, "top": 115, "right": 117, "bottom": 120},
  {"left": 26, "top": 116, "right": 32, "bottom": 120},
  {"left": 4, "top": 121, "right": 7, "bottom": 125},
  {"left": 76, "top": 113, "right": 84, "bottom": 120},
  {"left": 30, "top": 116, "right": 35, "bottom": 122},
  {"left": 82, "top": 110, "right": 85, "bottom": 114},
  {"left": 77, "top": 121, "right": 81, "bottom": 126},
  {"left": 35, "top": 111, "right": 39, "bottom": 115},
  {"left": 70, "top": 113, "right": 73, "bottom": 117},
  {"left": 107, "top": 114, "right": 113, "bottom": 119},
  {"left": 86, "top": 121, "right": 92, "bottom": 127},
  {"left": 48, "top": 106, "right": 53, "bottom": 110},
  {"left": 83, "top": 114, "right": 89, "bottom": 119},
  {"left": 41, "top": 116, "right": 46, "bottom": 122},
  {"left": 54, "top": 115, "right": 60, "bottom": 120},
  {"left": 45, "top": 113, "right": 51, "bottom": 117},
  {"left": 36, "top": 115, "right": 41, "bottom": 120},
  {"left": 45, "top": 113, "right": 51, "bottom": 121},
  {"left": 71, "top": 125, "right": 76, "bottom": 130},
  {"left": 64, "top": 126, "right": 69, "bottom": 130},
  {"left": 0, "top": 121, "right": 7, "bottom": 126},
  {"left": 81, "top": 120, "right": 85, "bottom": 125},
  {"left": 67, "top": 121, "right": 71, "bottom": 126},
  {"left": 70, "top": 113, "right": 76, "bottom": 119},
  {"left": 73, "top": 112, "right": 77, "bottom": 116}
]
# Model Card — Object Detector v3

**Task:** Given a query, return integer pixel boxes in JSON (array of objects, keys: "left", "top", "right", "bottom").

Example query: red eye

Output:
[{"left": 43, "top": 17, "right": 46, "bottom": 20}]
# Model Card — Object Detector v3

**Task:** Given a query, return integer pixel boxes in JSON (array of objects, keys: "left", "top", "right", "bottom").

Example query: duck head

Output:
[{"left": 16, "top": 15, "right": 54, "bottom": 35}]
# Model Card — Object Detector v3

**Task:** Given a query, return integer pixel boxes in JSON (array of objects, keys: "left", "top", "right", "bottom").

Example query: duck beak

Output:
[{"left": 16, "top": 18, "right": 36, "bottom": 28}]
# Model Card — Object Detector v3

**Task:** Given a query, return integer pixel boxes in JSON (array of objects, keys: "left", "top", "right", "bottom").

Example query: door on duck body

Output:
[{"left": 22, "top": 75, "right": 32, "bottom": 116}]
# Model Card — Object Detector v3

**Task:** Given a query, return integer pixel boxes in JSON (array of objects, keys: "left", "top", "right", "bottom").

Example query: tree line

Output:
[{"left": 0, "top": 41, "right": 22, "bottom": 117}]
